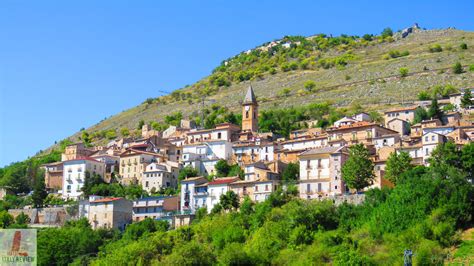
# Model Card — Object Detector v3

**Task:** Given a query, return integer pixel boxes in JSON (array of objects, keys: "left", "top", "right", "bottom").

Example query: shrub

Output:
[
  {"left": 453, "top": 62, "right": 463, "bottom": 74},
  {"left": 460, "top": 43, "right": 468, "bottom": 50},
  {"left": 417, "top": 91, "right": 431, "bottom": 101},
  {"left": 399, "top": 67, "right": 409, "bottom": 77},
  {"left": 428, "top": 44, "right": 443, "bottom": 53},
  {"left": 303, "top": 80, "right": 316, "bottom": 92}
]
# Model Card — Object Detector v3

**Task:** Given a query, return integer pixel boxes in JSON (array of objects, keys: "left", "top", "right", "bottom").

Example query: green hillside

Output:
[{"left": 63, "top": 27, "right": 474, "bottom": 144}]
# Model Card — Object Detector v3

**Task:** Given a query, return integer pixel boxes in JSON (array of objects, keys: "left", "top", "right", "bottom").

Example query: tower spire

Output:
[{"left": 243, "top": 85, "right": 257, "bottom": 105}]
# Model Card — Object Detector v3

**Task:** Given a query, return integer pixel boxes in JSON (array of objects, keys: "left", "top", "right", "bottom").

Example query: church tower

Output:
[{"left": 242, "top": 85, "right": 258, "bottom": 132}]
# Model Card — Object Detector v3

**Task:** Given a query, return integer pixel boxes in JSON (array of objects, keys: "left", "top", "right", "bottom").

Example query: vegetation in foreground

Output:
[{"left": 34, "top": 142, "right": 473, "bottom": 265}]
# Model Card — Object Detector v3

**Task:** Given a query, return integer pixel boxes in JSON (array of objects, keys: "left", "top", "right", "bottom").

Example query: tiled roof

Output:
[
  {"left": 384, "top": 106, "right": 418, "bottom": 113},
  {"left": 208, "top": 177, "right": 241, "bottom": 185},
  {"left": 327, "top": 121, "right": 375, "bottom": 131},
  {"left": 181, "top": 176, "right": 207, "bottom": 183},
  {"left": 299, "top": 146, "right": 343, "bottom": 156},
  {"left": 64, "top": 156, "right": 101, "bottom": 163},
  {"left": 91, "top": 197, "right": 123, "bottom": 203}
]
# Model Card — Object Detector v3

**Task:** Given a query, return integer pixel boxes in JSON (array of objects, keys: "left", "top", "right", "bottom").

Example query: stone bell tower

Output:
[{"left": 241, "top": 85, "right": 258, "bottom": 132}]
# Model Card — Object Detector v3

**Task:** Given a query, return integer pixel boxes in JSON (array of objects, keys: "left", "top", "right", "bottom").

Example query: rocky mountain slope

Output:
[{"left": 63, "top": 27, "right": 474, "bottom": 145}]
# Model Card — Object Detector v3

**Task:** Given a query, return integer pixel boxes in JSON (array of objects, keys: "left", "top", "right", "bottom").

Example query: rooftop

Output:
[
  {"left": 384, "top": 106, "right": 418, "bottom": 113},
  {"left": 91, "top": 197, "right": 123, "bottom": 203},
  {"left": 208, "top": 177, "right": 241, "bottom": 186},
  {"left": 299, "top": 146, "right": 343, "bottom": 156}
]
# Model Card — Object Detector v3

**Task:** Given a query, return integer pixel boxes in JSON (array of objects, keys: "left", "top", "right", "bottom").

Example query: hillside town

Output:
[{"left": 4, "top": 85, "right": 473, "bottom": 230}]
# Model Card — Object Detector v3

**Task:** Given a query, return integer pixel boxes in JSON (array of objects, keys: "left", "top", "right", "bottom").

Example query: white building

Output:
[
  {"left": 280, "top": 136, "right": 327, "bottom": 152},
  {"left": 182, "top": 140, "right": 233, "bottom": 175},
  {"left": 132, "top": 196, "right": 179, "bottom": 222},
  {"left": 142, "top": 162, "right": 180, "bottom": 193},
  {"left": 180, "top": 176, "right": 208, "bottom": 214},
  {"left": 206, "top": 177, "right": 240, "bottom": 212},
  {"left": 62, "top": 157, "right": 105, "bottom": 200},
  {"left": 298, "top": 146, "right": 347, "bottom": 199},
  {"left": 422, "top": 132, "right": 447, "bottom": 164},
  {"left": 372, "top": 134, "right": 401, "bottom": 149}
]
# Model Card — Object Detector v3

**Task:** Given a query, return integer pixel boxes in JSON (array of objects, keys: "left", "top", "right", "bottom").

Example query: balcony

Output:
[{"left": 194, "top": 191, "right": 208, "bottom": 196}]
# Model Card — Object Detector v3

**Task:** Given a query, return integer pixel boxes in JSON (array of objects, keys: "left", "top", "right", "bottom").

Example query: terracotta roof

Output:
[
  {"left": 181, "top": 176, "right": 207, "bottom": 183},
  {"left": 208, "top": 177, "right": 241, "bottom": 186},
  {"left": 64, "top": 156, "right": 101, "bottom": 163},
  {"left": 384, "top": 106, "right": 418, "bottom": 113},
  {"left": 281, "top": 135, "right": 327, "bottom": 144},
  {"left": 327, "top": 121, "right": 376, "bottom": 131},
  {"left": 120, "top": 148, "right": 162, "bottom": 157},
  {"left": 91, "top": 197, "right": 123, "bottom": 203}
]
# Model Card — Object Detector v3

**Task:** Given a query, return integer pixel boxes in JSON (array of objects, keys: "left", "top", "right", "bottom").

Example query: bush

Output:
[
  {"left": 399, "top": 67, "right": 409, "bottom": 77},
  {"left": 429, "top": 44, "right": 443, "bottom": 53},
  {"left": 453, "top": 62, "right": 463, "bottom": 74},
  {"left": 460, "top": 43, "right": 468, "bottom": 50},
  {"left": 417, "top": 91, "right": 431, "bottom": 101},
  {"left": 303, "top": 80, "right": 316, "bottom": 92}
]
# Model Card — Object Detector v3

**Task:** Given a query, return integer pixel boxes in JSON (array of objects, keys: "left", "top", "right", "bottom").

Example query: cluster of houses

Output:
[{"left": 31, "top": 86, "right": 473, "bottom": 230}]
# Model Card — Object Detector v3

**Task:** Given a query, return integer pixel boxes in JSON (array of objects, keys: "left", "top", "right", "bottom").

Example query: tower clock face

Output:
[{"left": 245, "top": 106, "right": 250, "bottom": 111}]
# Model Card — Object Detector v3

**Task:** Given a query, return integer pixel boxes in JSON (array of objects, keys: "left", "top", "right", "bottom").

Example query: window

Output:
[
  {"left": 425, "top": 136, "right": 429, "bottom": 142},
  {"left": 306, "top": 160, "right": 311, "bottom": 169},
  {"left": 306, "top": 184, "right": 310, "bottom": 193},
  {"left": 317, "top": 159, "right": 322, "bottom": 168},
  {"left": 265, "top": 185, "right": 268, "bottom": 191},
  {"left": 431, "top": 135, "right": 435, "bottom": 141},
  {"left": 425, "top": 148, "right": 429, "bottom": 155},
  {"left": 145, "top": 181, "right": 149, "bottom": 187},
  {"left": 255, "top": 186, "right": 258, "bottom": 192},
  {"left": 246, "top": 111, "right": 249, "bottom": 118},
  {"left": 335, "top": 185, "right": 338, "bottom": 190},
  {"left": 318, "top": 183, "right": 322, "bottom": 192}
]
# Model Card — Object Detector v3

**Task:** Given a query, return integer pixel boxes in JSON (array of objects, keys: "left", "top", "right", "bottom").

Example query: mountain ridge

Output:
[{"left": 44, "top": 27, "right": 474, "bottom": 151}]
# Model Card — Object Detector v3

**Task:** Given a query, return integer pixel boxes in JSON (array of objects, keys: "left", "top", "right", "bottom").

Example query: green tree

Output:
[
  {"left": 178, "top": 166, "right": 198, "bottom": 181},
  {"left": 0, "top": 210, "right": 14, "bottom": 228},
  {"left": 220, "top": 191, "right": 239, "bottom": 211},
  {"left": 461, "top": 89, "right": 473, "bottom": 108},
  {"left": 32, "top": 176, "right": 48, "bottom": 208},
  {"left": 428, "top": 141, "right": 462, "bottom": 177},
  {"left": 399, "top": 67, "right": 409, "bottom": 77},
  {"left": 137, "top": 119, "right": 145, "bottom": 130},
  {"left": 413, "top": 107, "right": 429, "bottom": 124},
  {"left": 342, "top": 144, "right": 375, "bottom": 192},
  {"left": 460, "top": 43, "right": 468, "bottom": 50},
  {"left": 303, "top": 80, "right": 316, "bottom": 92},
  {"left": 453, "top": 62, "right": 463, "bottom": 74},
  {"left": 81, "top": 131, "right": 92, "bottom": 147},
  {"left": 381, "top": 27, "right": 393, "bottom": 38},
  {"left": 385, "top": 151, "right": 412, "bottom": 184},
  {"left": 15, "top": 212, "right": 31, "bottom": 225},
  {"left": 282, "top": 162, "right": 299, "bottom": 182},
  {"left": 120, "top": 127, "right": 130, "bottom": 137},
  {"left": 461, "top": 143, "right": 474, "bottom": 181},
  {"left": 428, "top": 98, "right": 443, "bottom": 120},
  {"left": 215, "top": 159, "right": 231, "bottom": 177},
  {"left": 362, "top": 34, "right": 373, "bottom": 41}
]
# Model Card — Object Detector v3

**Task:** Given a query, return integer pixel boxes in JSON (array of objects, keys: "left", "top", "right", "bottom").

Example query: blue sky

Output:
[{"left": 1, "top": 0, "right": 473, "bottom": 166}]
